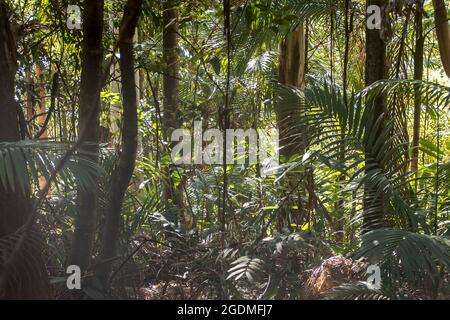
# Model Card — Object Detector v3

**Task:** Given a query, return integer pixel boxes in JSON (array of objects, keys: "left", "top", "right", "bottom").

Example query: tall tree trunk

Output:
[
  {"left": 0, "top": 1, "right": 50, "bottom": 299},
  {"left": 25, "top": 71, "right": 34, "bottom": 137},
  {"left": 110, "top": 62, "right": 122, "bottom": 136},
  {"left": 70, "top": 0, "right": 104, "bottom": 273},
  {"left": 162, "top": 0, "right": 183, "bottom": 223},
  {"left": 109, "top": 12, "right": 121, "bottom": 138},
  {"left": 96, "top": 0, "right": 142, "bottom": 293},
  {"left": 35, "top": 62, "right": 48, "bottom": 190},
  {"left": 363, "top": 0, "right": 387, "bottom": 233},
  {"left": 335, "top": 0, "right": 353, "bottom": 244},
  {"left": 277, "top": 24, "right": 306, "bottom": 157},
  {"left": 0, "top": 4, "right": 19, "bottom": 143},
  {"left": 162, "top": 0, "right": 180, "bottom": 139},
  {"left": 35, "top": 63, "right": 48, "bottom": 139},
  {"left": 412, "top": 0, "right": 425, "bottom": 180},
  {"left": 276, "top": 24, "right": 306, "bottom": 231},
  {"left": 432, "top": 0, "right": 450, "bottom": 77}
]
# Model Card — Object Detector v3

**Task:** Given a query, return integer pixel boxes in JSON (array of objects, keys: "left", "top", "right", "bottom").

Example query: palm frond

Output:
[
  {"left": 326, "top": 282, "right": 393, "bottom": 300},
  {"left": 0, "top": 140, "right": 102, "bottom": 195},
  {"left": 352, "top": 228, "right": 450, "bottom": 289}
]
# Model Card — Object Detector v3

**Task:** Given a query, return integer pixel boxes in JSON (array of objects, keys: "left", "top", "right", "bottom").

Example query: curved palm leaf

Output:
[
  {"left": 352, "top": 228, "right": 450, "bottom": 290},
  {"left": 0, "top": 140, "right": 102, "bottom": 196}
]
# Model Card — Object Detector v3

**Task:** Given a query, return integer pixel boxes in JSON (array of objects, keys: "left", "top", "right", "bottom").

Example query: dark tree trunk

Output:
[
  {"left": 0, "top": 3, "right": 19, "bottom": 143},
  {"left": 96, "top": 0, "right": 142, "bottom": 293},
  {"left": 363, "top": 0, "right": 387, "bottom": 233},
  {"left": 162, "top": 0, "right": 180, "bottom": 139},
  {"left": 71, "top": 0, "right": 104, "bottom": 272},
  {"left": 411, "top": 0, "right": 425, "bottom": 178},
  {"left": 0, "top": 1, "right": 50, "bottom": 299}
]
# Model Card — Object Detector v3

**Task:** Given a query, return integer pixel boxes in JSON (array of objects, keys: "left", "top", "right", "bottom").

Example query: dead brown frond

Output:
[{"left": 304, "top": 255, "right": 356, "bottom": 299}]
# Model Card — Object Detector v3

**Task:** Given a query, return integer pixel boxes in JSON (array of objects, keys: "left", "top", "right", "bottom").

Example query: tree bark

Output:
[
  {"left": 277, "top": 24, "right": 306, "bottom": 158},
  {"left": 70, "top": 0, "right": 104, "bottom": 272},
  {"left": 35, "top": 62, "right": 49, "bottom": 190},
  {"left": 363, "top": 0, "right": 387, "bottom": 233},
  {"left": 96, "top": 0, "right": 142, "bottom": 293},
  {"left": 276, "top": 24, "right": 306, "bottom": 231},
  {"left": 0, "top": 1, "right": 50, "bottom": 299},
  {"left": 0, "top": 3, "right": 19, "bottom": 143},
  {"left": 163, "top": 0, "right": 180, "bottom": 138},
  {"left": 432, "top": 0, "right": 450, "bottom": 77},
  {"left": 35, "top": 63, "right": 48, "bottom": 139},
  {"left": 162, "top": 0, "right": 183, "bottom": 223},
  {"left": 412, "top": 0, "right": 425, "bottom": 179}
]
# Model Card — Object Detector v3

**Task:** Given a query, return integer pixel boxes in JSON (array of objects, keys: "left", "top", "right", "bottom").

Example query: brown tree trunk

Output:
[
  {"left": 0, "top": 1, "right": 50, "bottom": 299},
  {"left": 35, "top": 62, "right": 49, "bottom": 190},
  {"left": 162, "top": 0, "right": 183, "bottom": 223},
  {"left": 363, "top": 0, "right": 387, "bottom": 233},
  {"left": 412, "top": 0, "right": 425, "bottom": 180},
  {"left": 277, "top": 24, "right": 306, "bottom": 158},
  {"left": 433, "top": 0, "right": 450, "bottom": 77},
  {"left": 96, "top": 0, "right": 142, "bottom": 293},
  {"left": 109, "top": 13, "right": 121, "bottom": 138},
  {"left": 25, "top": 71, "right": 34, "bottom": 136},
  {"left": 276, "top": 25, "right": 306, "bottom": 231},
  {"left": 163, "top": 0, "right": 180, "bottom": 138},
  {"left": 35, "top": 63, "right": 48, "bottom": 139},
  {"left": 70, "top": 0, "right": 104, "bottom": 272}
]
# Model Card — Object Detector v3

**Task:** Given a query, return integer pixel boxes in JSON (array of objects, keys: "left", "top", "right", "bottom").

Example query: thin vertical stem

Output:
[{"left": 220, "top": 0, "right": 231, "bottom": 249}]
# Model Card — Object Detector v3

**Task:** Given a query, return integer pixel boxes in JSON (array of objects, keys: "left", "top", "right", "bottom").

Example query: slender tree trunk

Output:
[
  {"left": 35, "top": 63, "right": 48, "bottom": 139},
  {"left": 110, "top": 63, "right": 121, "bottom": 136},
  {"left": 35, "top": 62, "right": 49, "bottom": 190},
  {"left": 25, "top": 71, "right": 34, "bottom": 137},
  {"left": 335, "top": 0, "right": 353, "bottom": 244},
  {"left": 109, "top": 12, "right": 121, "bottom": 138},
  {"left": 162, "top": 0, "right": 183, "bottom": 223},
  {"left": 70, "top": 0, "right": 104, "bottom": 272},
  {"left": 163, "top": 0, "right": 180, "bottom": 138},
  {"left": 0, "top": 1, "right": 50, "bottom": 299},
  {"left": 412, "top": 0, "right": 425, "bottom": 180},
  {"left": 363, "top": 0, "right": 387, "bottom": 233},
  {"left": 96, "top": 0, "right": 142, "bottom": 293}
]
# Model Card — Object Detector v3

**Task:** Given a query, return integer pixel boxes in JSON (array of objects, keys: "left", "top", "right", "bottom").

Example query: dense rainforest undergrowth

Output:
[{"left": 0, "top": 0, "right": 449, "bottom": 300}]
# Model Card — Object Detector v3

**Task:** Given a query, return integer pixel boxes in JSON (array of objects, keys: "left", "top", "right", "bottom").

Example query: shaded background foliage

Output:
[{"left": 0, "top": 0, "right": 449, "bottom": 299}]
